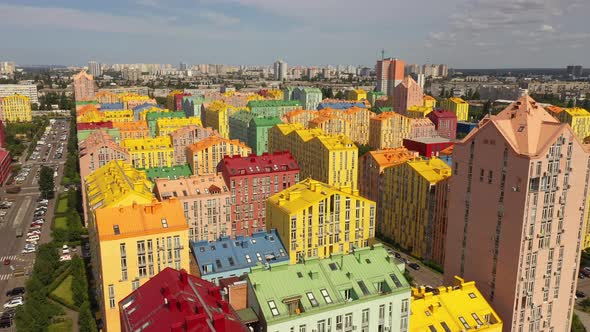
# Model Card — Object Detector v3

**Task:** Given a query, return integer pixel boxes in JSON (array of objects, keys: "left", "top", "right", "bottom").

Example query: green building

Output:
[
  {"left": 229, "top": 111, "right": 282, "bottom": 155},
  {"left": 77, "top": 128, "right": 121, "bottom": 143},
  {"left": 367, "top": 91, "right": 386, "bottom": 107},
  {"left": 145, "top": 111, "right": 185, "bottom": 137},
  {"left": 181, "top": 95, "right": 206, "bottom": 118},
  {"left": 284, "top": 87, "right": 323, "bottom": 110},
  {"left": 247, "top": 244, "right": 411, "bottom": 332},
  {"left": 142, "top": 164, "right": 192, "bottom": 182},
  {"left": 247, "top": 100, "right": 301, "bottom": 118},
  {"left": 229, "top": 110, "right": 254, "bottom": 147}
]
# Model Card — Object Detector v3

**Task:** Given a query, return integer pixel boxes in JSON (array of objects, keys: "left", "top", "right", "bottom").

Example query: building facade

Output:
[
  {"left": 394, "top": 76, "right": 424, "bottom": 113},
  {"left": 169, "top": 125, "right": 220, "bottom": 165},
  {"left": 73, "top": 70, "right": 96, "bottom": 102},
  {"left": 376, "top": 57, "right": 405, "bottom": 96},
  {"left": 0, "top": 94, "right": 32, "bottom": 122},
  {"left": 155, "top": 116, "right": 203, "bottom": 136},
  {"left": 427, "top": 109, "right": 457, "bottom": 139},
  {"left": 0, "top": 84, "right": 38, "bottom": 105},
  {"left": 186, "top": 136, "right": 251, "bottom": 176},
  {"left": 440, "top": 97, "right": 470, "bottom": 121},
  {"left": 121, "top": 136, "right": 175, "bottom": 169},
  {"left": 112, "top": 121, "right": 150, "bottom": 140}
]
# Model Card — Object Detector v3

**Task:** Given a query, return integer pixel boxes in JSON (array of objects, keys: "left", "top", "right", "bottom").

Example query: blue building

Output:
[
  {"left": 317, "top": 101, "right": 367, "bottom": 110},
  {"left": 100, "top": 102, "right": 124, "bottom": 110},
  {"left": 456, "top": 121, "right": 478, "bottom": 137},
  {"left": 132, "top": 103, "right": 164, "bottom": 120},
  {"left": 190, "top": 230, "right": 289, "bottom": 284}
]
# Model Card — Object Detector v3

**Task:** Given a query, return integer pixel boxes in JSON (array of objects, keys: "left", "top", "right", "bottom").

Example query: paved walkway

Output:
[{"left": 575, "top": 309, "right": 590, "bottom": 330}]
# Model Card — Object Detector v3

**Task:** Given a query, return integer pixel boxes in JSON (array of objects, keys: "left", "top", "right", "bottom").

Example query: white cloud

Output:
[
  {"left": 540, "top": 24, "right": 555, "bottom": 32},
  {"left": 198, "top": 11, "right": 240, "bottom": 26}
]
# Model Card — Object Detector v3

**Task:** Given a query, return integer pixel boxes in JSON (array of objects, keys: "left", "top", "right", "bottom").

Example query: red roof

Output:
[
  {"left": 77, "top": 121, "right": 114, "bottom": 130},
  {"left": 0, "top": 148, "right": 10, "bottom": 162},
  {"left": 429, "top": 109, "right": 457, "bottom": 119},
  {"left": 119, "top": 268, "right": 248, "bottom": 332},
  {"left": 218, "top": 151, "right": 300, "bottom": 176}
]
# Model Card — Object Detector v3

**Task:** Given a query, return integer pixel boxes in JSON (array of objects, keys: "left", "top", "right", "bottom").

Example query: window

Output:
[
  {"left": 321, "top": 289, "right": 333, "bottom": 304},
  {"left": 468, "top": 292, "right": 477, "bottom": 299},
  {"left": 113, "top": 225, "right": 120, "bottom": 235},
  {"left": 299, "top": 325, "right": 306, "bottom": 332},
  {"left": 132, "top": 280, "right": 139, "bottom": 291},
  {"left": 329, "top": 263, "right": 338, "bottom": 271},
  {"left": 161, "top": 218, "right": 168, "bottom": 228},
  {"left": 268, "top": 300, "right": 279, "bottom": 316},
  {"left": 401, "top": 299, "right": 409, "bottom": 314},
  {"left": 108, "top": 284, "right": 115, "bottom": 308},
  {"left": 317, "top": 320, "right": 326, "bottom": 332},
  {"left": 459, "top": 316, "right": 470, "bottom": 330},
  {"left": 137, "top": 241, "right": 147, "bottom": 277},
  {"left": 362, "top": 309, "right": 369, "bottom": 325},
  {"left": 245, "top": 254, "right": 251, "bottom": 263},
  {"left": 440, "top": 321, "right": 452, "bottom": 332},
  {"left": 345, "top": 313, "right": 353, "bottom": 328},
  {"left": 472, "top": 313, "right": 483, "bottom": 325},
  {"left": 120, "top": 243, "right": 127, "bottom": 281},
  {"left": 336, "top": 315, "right": 343, "bottom": 331},
  {"left": 390, "top": 273, "right": 403, "bottom": 288},
  {"left": 306, "top": 292, "right": 319, "bottom": 307}
]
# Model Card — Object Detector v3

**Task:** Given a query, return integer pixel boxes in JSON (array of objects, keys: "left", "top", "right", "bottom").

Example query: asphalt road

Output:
[
  {"left": 0, "top": 118, "right": 70, "bottom": 328},
  {"left": 376, "top": 240, "right": 444, "bottom": 287}
]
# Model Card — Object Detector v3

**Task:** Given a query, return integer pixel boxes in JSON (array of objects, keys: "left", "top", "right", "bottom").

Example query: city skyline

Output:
[{"left": 0, "top": 0, "right": 589, "bottom": 68}]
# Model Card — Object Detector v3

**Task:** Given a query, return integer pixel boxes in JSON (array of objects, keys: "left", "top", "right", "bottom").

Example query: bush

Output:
[
  {"left": 78, "top": 301, "right": 98, "bottom": 332},
  {"left": 572, "top": 312, "right": 587, "bottom": 332},
  {"left": 422, "top": 260, "right": 444, "bottom": 273}
]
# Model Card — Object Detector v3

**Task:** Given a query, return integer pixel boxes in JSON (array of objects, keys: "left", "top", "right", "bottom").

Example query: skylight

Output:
[
  {"left": 306, "top": 292, "right": 319, "bottom": 307},
  {"left": 268, "top": 300, "right": 280, "bottom": 316},
  {"left": 161, "top": 218, "right": 168, "bottom": 228},
  {"left": 320, "top": 289, "right": 332, "bottom": 304}
]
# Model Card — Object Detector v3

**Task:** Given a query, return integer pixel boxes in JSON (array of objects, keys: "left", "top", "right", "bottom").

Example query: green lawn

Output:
[
  {"left": 48, "top": 318, "right": 73, "bottom": 332},
  {"left": 56, "top": 196, "right": 68, "bottom": 214},
  {"left": 51, "top": 275, "right": 74, "bottom": 307},
  {"left": 54, "top": 216, "right": 68, "bottom": 230}
]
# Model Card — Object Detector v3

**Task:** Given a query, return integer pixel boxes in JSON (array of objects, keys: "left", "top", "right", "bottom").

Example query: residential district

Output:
[{"left": 0, "top": 58, "right": 590, "bottom": 332}]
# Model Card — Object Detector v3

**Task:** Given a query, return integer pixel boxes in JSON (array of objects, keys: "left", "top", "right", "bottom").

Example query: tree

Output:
[
  {"left": 321, "top": 87, "right": 334, "bottom": 99},
  {"left": 572, "top": 313, "right": 587, "bottom": 332},
  {"left": 39, "top": 166, "right": 55, "bottom": 199},
  {"left": 335, "top": 91, "right": 345, "bottom": 100},
  {"left": 568, "top": 99, "right": 575, "bottom": 108},
  {"left": 472, "top": 90, "right": 480, "bottom": 100}
]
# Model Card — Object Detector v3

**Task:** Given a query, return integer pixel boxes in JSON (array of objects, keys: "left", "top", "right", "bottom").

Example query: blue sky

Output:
[{"left": 0, "top": 0, "right": 589, "bottom": 68}]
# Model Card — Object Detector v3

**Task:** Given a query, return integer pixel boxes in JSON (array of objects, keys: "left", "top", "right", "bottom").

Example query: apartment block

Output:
[
  {"left": 423, "top": 95, "right": 437, "bottom": 109},
  {"left": 186, "top": 136, "right": 251, "bottom": 176},
  {"left": 376, "top": 57, "right": 405, "bottom": 96},
  {"left": 444, "top": 96, "right": 589, "bottom": 331},
  {"left": 155, "top": 116, "right": 202, "bottom": 136},
  {"left": 0, "top": 94, "right": 32, "bottom": 122},
  {"left": 269, "top": 123, "right": 358, "bottom": 190},
  {"left": 121, "top": 136, "right": 175, "bottom": 169},
  {"left": 345, "top": 89, "right": 367, "bottom": 101},
  {"left": 112, "top": 121, "right": 150, "bottom": 140},
  {"left": 369, "top": 112, "right": 436, "bottom": 149},
  {"left": 169, "top": 125, "right": 220, "bottom": 165},
  {"left": 440, "top": 97, "right": 469, "bottom": 121},
  {"left": 0, "top": 84, "right": 39, "bottom": 105},
  {"left": 282, "top": 109, "right": 321, "bottom": 125},
  {"left": 427, "top": 109, "right": 457, "bottom": 139},
  {"left": 95, "top": 91, "right": 120, "bottom": 104},
  {"left": 119, "top": 93, "right": 156, "bottom": 110},
  {"left": 405, "top": 105, "right": 433, "bottom": 119},
  {"left": 145, "top": 111, "right": 185, "bottom": 137},
  {"left": 182, "top": 95, "right": 206, "bottom": 117},
  {"left": 394, "top": 76, "right": 423, "bottom": 113},
  {"left": 154, "top": 174, "right": 231, "bottom": 241},
  {"left": 90, "top": 199, "right": 189, "bottom": 332},
  {"left": 102, "top": 109, "right": 134, "bottom": 123},
  {"left": 247, "top": 99, "right": 301, "bottom": 118},
  {"left": 285, "top": 87, "right": 323, "bottom": 110},
  {"left": 380, "top": 158, "right": 451, "bottom": 265},
  {"left": 403, "top": 137, "right": 454, "bottom": 158},
  {"left": 266, "top": 178, "right": 375, "bottom": 263},
  {"left": 247, "top": 244, "right": 411, "bottom": 332},
  {"left": 557, "top": 107, "right": 590, "bottom": 141},
  {"left": 217, "top": 152, "right": 300, "bottom": 237},
  {"left": 201, "top": 101, "right": 237, "bottom": 138},
  {"left": 73, "top": 70, "right": 96, "bottom": 102}
]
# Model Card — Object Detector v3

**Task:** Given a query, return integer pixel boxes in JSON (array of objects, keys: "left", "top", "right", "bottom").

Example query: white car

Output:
[
  {"left": 3, "top": 299, "right": 23, "bottom": 308},
  {"left": 59, "top": 255, "right": 71, "bottom": 262},
  {"left": 26, "top": 235, "right": 40, "bottom": 241}
]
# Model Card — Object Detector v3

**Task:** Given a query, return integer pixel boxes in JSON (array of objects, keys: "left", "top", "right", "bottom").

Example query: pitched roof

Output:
[{"left": 219, "top": 152, "right": 299, "bottom": 177}]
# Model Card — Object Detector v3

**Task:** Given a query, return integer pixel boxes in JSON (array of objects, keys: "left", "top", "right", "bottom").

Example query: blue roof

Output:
[
  {"left": 101, "top": 102, "right": 124, "bottom": 110},
  {"left": 191, "top": 230, "right": 289, "bottom": 277},
  {"left": 317, "top": 102, "right": 367, "bottom": 110}
]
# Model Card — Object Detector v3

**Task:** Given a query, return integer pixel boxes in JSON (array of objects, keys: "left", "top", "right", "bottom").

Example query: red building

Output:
[
  {"left": 427, "top": 109, "right": 457, "bottom": 139},
  {"left": 0, "top": 120, "right": 5, "bottom": 148},
  {"left": 76, "top": 121, "right": 113, "bottom": 131},
  {"left": 217, "top": 151, "right": 300, "bottom": 237},
  {"left": 174, "top": 93, "right": 191, "bottom": 111},
  {"left": 119, "top": 268, "right": 248, "bottom": 332},
  {"left": 403, "top": 137, "right": 454, "bottom": 158},
  {"left": 0, "top": 149, "right": 11, "bottom": 185}
]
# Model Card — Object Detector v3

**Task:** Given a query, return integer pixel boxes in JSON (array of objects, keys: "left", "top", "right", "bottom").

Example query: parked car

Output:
[
  {"left": 5, "top": 287, "right": 24, "bottom": 297},
  {"left": 3, "top": 298, "right": 23, "bottom": 309},
  {"left": 577, "top": 290, "right": 586, "bottom": 298},
  {"left": 408, "top": 263, "right": 421, "bottom": 270},
  {"left": 0, "top": 317, "right": 11, "bottom": 328},
  {"left": 581, "top": 268, "right": 590, "bottom": 277},
  {"left": 59, "top": 255, "right": 72, "bottom": 262},
  {"left": 26, "top": 235, "right": 40, "bottom": 241}
]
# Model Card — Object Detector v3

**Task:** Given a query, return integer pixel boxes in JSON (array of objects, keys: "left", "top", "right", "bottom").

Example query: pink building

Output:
[
  {"left": 444, "top": 95, "right": 588, "bottom": 331},
  {"left": 217, "top": 152, "right": 300, "bottom": 237},
  {"left": 376, "top": 58, "right": 405, "bottom": 96},
  {"left": 73, "top": 70, "right": 96, "bottom": 102},
  {"left": 154, "top": 175, "right": 231, "bottom": 242},
  {"left": 409, "top": 118, "right": 437, "bottom": 138},
  {"left": 169, "top": 125, "right": 221, "bottom": 165},
  {"left": 427, "top": 109, "right": 457, "bottom": 139},
  {"left": 393, "top": 76, "right": 423, "bottom": 113},
  {"left": 0, "top": 149, "right": 11, "bottom": 185}
]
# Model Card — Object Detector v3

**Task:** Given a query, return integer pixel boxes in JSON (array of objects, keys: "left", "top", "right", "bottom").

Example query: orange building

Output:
[
  {"left": 369, "top": 112, "right": 436, "bottom": 149},
  {"left": 113, "top": 121, "right": 150, "bottom": 140},
  {"left": 281, "top": 109, "right": 319, "bottom": 125},
  {"left": 309, "top": 115, "right": 351, "bottom": 139},
  {"left": 186, "top": 136, "right": 251, "bottom": 176}
]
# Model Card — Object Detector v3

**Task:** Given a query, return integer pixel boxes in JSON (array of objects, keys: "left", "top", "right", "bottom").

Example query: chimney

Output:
[
  {"left": 212, "top": 313, "right": 227, "bottom": 332},
  {"left": 179, "top": 269, "right": 188, "bottom": 286},
  {"left": 186, "top": 313, "right": 207, "bottom": 330}
]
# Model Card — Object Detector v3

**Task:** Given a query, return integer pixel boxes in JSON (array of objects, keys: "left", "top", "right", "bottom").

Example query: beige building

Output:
[
  {"left": 73, "top": 70, "right": 96, "bottom": 102},
  {"left": 186, "top": 136, "right": 251, "bottom": 176},
  {"left": 169, "top": 125, "right": 220, "bottom": 165}
]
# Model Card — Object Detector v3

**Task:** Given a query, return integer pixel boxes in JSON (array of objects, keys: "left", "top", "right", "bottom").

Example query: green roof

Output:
[
  {"left": 247, "top": 244, "right": 410, "bottom": 325},
  {"left": 77, "top": 128, "right": 120, "bottom": 142},
  {"left": 295, "top": 87, "right": 322, "bottom": 93},
  {"left": 145, "top": 111, "right": 185, "bottom": 121},
  {"left": 230, "top": 110, "right": 255, "bottom": 123},
  {"left": 142, "top": 165, "right": 192, "bottom": 181},
  {"left": 368, "top": 91, "right": 385, "bottom": 97},
  {"left": 247, "top": 100, "right": 301, "bottom": 108},
  {"left": 251, "top": 116, "right": 282, "bottom": 127},
  {"left": 76, "top": 100, "right": 99, "bottom": 105}
]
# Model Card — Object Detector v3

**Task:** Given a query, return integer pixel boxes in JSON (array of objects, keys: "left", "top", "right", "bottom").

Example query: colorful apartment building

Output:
[
  {"left": 119, "top": 93, "right": 156, "bottom": 110},
  {"left": 217, "top": 152, "right": 300, "bottom": 237},
  {"left": 444, "top": 96, "right": 588, "bottom": 331},
  {"left": 166, "top": 90, "right": 185, "bottom": 110},
  {"left": 317, "top": 100, "right": 369, "bottom": 110},
  {"left": 376, "top": 57, "right": 405, "bottom": 96},
  {"left": 268, "top": 123, "right": 358, "bottom": 190},
  {"left": 191, "top": 230, "right": 289, "bottom": 283},
  {"left": 103, "top": 109, "right": 134, "bottom": 123},
  {"left": 0, "top": 94, "right": 32, "bottom": 122},
  {"left": 77, "top": 107, "right": 105, "bottom": 123},
  {"left": 345, "top": 89, "right": 367, "bottom": 101},
  {"left": 266, "top": 178, "right": 375, "bottom": 263},
  {"left": 95, "top": 91, "right": 120, "bottom": 104},
  {"left": 186, "top": 136, "right": 251, "bottom": 176},
  {"left": 247, "top": 244, "right": 411, "bottom": 332},
  {"left": 282, "top": 109, "right": 319, "bottom": 125},
  {"left": 79, "top": 130, "right": 130, "bottom": 182},
  {"left": 308, "top": 115, "right": 351, "bottom": 140},
  {"left": 182, "top": 94, "right": 206, "bottom": 117},
  {"left": 405, "top": 105, "right": 433, "bottom": 118},
  {"left": 145, "top": 111, "right": 185, "bottom": 137},
  {"left": 380, "top": 158, "right": 450, "bottom": 265},
  {"left": 423, "top": 95, "right": 437, "bottom": 109},
  {"left": 201, "top": 101, "right": 237, "bottom": 138},
  {"left": 369, "top": 112, "right": 437, "bottom": 149},
  {"left": 427, "top": 109, "right": 457, "bottom": 139},
  {"left": 229, "top": 111, "right": 283, "bottom": 155},
  {"left": 73, "top": 70, "right": 96, "bottom": 102},
  {"left": 136, "top": 105, "right": 168, "bottom": 121},
  {"left": 118, "top": 268, "right": 249, "bottom": 332},
  {"left": 112, "top": 121, "right": 150, "bottom": 140},
  {"left": 155, "top": 116, "right": 203, "bottom": 136},
  {"left": 403, "top": 137, "right": 454, "bottom": 158},
  {"left": 78, "top": 128, "right": 121, "bottom": 143},
  {"left": 75, "top": 100, "right": 99, "bottom": 112},
  {"left": 557, "top": 107, "right": 590, "bottom": 141},
  {"left": 0, "top": 149, "right": 11, "bottom": 185},
  {"left": 247, "top": 100, "right": 301, "bottom": 118},
  {"left": 90, "top": 199, "right": 189, "bottom": 332},
  {"left": 367, "top": 90, "right": 387, "bottom": 107},
  {"left": 169, "top": 125, "right": 220, "bottom": 165},
  {"left": 358, "top": 148, "right": 417, "bottom": 204},
  {"left": 143, "top": 165, "right": 192, "bottom": 182},
  {"left": 285, "top": 87, "right": 323, "bottom": 110},
  {"left": 410, "top": 277, "right": 502, "bottom": 332},
  {"left": 394, "top": 76, "right": 424, "bottom": 113},
  {"left": 121, "top": 136, "right": 174, "bottom": 169},
  {"left": 440, "top": 97, "right": 469, "bottom": 121}
]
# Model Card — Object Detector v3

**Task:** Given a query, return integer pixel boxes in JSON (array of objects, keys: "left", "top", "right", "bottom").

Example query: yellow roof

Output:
[
  {"left": 411, "top": 276, "right": 502, "bottom": 331},
  {"left": 407, "top": 157, "right": 451, "bottom": 183},
  {"left": 449, "top": 97, "right": 467, "bottom": 104},
  {"left": 96, "top": 198, "right": 187, "bottom": 241},
  {"left": 187, "top": 136, "right": 249, "bottom": 152},
  {"left": 565, "top": 107, "right": 590, "bottom": 117},
  {"left": 423, "top": 95, "right": 436, "bottom": 101},
  {"left": 368, "top": 148, "right": 417, "bottom": 168}
]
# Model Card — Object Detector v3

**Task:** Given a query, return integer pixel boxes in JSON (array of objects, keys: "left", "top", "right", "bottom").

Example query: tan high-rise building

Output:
[
  {"left": 73, "top": 70, "right": 96, "bottom": 102},
  {"left": 444, "top": 95, "right": 589, "bottom": 332},
  {"left": 376, "top": 57, "right": 405, "bottom": 96}
]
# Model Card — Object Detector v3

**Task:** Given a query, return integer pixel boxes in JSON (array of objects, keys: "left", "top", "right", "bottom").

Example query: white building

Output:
[
  {"left": 274, "top": 60, "right": 288, "bottom": 81},
  {"left": 88, "top": 60, "right": 102, "bottom": 77},
  {"left": 0, "top": 84, "right": 39, "bottom": 105}
]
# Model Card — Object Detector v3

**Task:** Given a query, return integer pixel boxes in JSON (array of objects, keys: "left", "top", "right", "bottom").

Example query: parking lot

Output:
[{"left": 0, "top": 118, "right": 70, "bottom": 329}]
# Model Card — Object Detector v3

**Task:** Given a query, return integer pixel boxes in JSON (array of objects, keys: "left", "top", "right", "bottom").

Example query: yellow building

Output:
[
  {"left": 121, "top": 136, "right": 174, "bottom": 169},
  {"left": 112, "top": 121, "right": 150, "bottom": 140},
  {"left": 557, "top": 107, "right": 590, "bottom": 142},
  {"left": 137, "top": 106, "right": 169, "bottom": 121},
  {"left": 84, "top": 160, "right": 154, "bottom": 212},
  {"left": 368, "top": 112, "right": 412, "bottom": 149},
  {"left": 405, "top": 105, "right": 433, "bottom": 118},
  {"left": 186, "top": 136, "right": 251, "bottom": 175},
  {"left": 282, "top": 109, "right": 319, "bottom": 125},
  {"left": 266, "top": 178, "right": 376, "bottom": 264},
  {"left": 269, "top": 123, "right": 359, "bottom": 190},
  {"left": 0, "top": 94, "right": 32, "bottom": 122},
  {"left": 380, "top": 158, "right": 451, "bottom": 264},
  {"left": 202, "top": 101, "right": 238, "bottom": 138},
  {"left": 423, "top": 95, "right": 437, "bottom": 109},
  {"left": 91, "top": 198, "right": 189, "bottom": 332},
  {"left": 118, "top": 93, "right": 155, "bottom": 110},
  {"left": 308, "top": 115, "right": 351, "bottom": 138},
  {"left": 345, "top": 89, "right": 367, "bottom": 101},
  {"left": 410, "top": 276, "right": 502, "bottom": 332},
  {"left": 95, "top": 91, "right": 120, "bottom": 104},
  {"left": 166, "top": 90, "right": 184, "bottom": 110},
  {"left": 440, "top": 97, "right": 469, "bottom": 121},
  {"left": 155, "top": 116, "right": 203, "bottom": 136},
  {"left": 264, "top": 89, "right": 284, "bottom": 100},
  {"left": 102, "top": 109, "right": 134, "bottom": 123}
]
